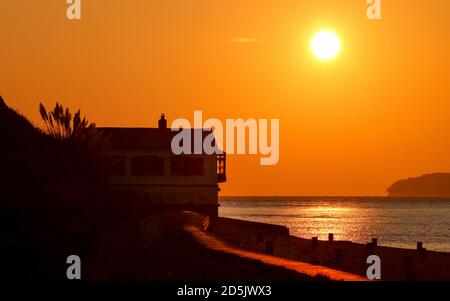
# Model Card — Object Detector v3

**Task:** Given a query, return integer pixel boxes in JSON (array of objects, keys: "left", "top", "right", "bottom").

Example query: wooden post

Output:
[
  {"left": 417, "top": 242, "right": 423, "bottom": 251},
  {"left": 311, "top": 237, "right": 318, "bottom": 250},
  {"left": 372, "top": 238, "right": 378, "bottom": 247},
  {"left": 328, "top": 233, "right": 334, "bottom": 242},
  {"left": 265, "top": 241, "right": 274, "bottom": 255}
]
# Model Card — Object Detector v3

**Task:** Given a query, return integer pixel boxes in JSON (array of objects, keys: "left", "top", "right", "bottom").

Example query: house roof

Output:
[{"left": 97, "top": 127, "right": 217, "bottom": 153}]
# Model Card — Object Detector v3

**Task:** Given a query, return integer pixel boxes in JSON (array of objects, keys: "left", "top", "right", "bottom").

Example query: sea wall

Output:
[{"left": 208, "top": 216, "right": 450, "bottom": 281}]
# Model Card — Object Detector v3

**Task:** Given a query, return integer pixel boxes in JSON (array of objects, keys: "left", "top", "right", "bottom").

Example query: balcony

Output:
[{"left": 217, "top": 153, "right": 227, "bottom": 183}]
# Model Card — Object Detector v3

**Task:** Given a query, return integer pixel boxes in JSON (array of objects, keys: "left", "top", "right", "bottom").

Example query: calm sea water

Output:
[{"left": 219, "top": 197, "right": 450, "bottom": 252}]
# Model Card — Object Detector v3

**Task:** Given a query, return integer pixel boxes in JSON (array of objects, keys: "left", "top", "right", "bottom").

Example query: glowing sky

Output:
[{"left": 1, "top": 0, "right": 450, "bottom": 195}]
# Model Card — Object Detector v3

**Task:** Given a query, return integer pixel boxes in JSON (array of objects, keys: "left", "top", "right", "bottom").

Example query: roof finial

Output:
[{"left": 158, "top": 113, "right": 167, "bottom": 129}]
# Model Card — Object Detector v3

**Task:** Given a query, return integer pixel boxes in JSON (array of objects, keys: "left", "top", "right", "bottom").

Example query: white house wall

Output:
[{"left": 109, "top": 150, "right": 219, "bottom": 205}]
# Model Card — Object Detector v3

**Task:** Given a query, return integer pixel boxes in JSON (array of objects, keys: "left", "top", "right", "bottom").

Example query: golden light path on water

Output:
[
  {"left": 219, "top": 197, "right": 450, "bottom": 252},
  {"left": 297, "top": 206, "right": 359, "bottom": 239}
]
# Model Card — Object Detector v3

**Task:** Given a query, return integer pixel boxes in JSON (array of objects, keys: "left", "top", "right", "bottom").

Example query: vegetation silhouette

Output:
[{"left": 0, "top": 97, "right": 138, "bottom": 280}]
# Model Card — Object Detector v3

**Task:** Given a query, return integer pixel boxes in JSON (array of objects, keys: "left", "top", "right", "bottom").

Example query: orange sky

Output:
[{"left": 1, "top": 0, "right": 450, "bottom": 196}]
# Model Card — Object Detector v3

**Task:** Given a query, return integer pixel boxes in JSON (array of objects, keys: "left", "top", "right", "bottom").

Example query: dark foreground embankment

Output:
[{"left": 80, "top": 210, "right": 327, "bottom": 281}]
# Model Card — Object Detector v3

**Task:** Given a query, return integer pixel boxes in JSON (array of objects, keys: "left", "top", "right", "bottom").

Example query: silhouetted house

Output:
[{"left": 98, "top": 115, "right": 226, "bottom": 217}]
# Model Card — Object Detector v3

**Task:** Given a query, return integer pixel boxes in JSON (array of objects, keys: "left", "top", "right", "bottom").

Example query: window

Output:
[
  {"left": 171, "top": 156, "right": 204, "bottom": 176},
  {"left": 131, "top": 156, "right": 164, "bottom": 176},
  {"left": 110, "top": 156, "right": 125, "bottom": 176}
]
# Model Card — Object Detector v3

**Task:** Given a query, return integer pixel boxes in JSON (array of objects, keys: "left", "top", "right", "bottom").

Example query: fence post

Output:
[
  {"left": 417, "top": 242, "right": 423, "bottom": 251},
  {"left": 372, "top": 238, "right": 378, "bottom": 247}
]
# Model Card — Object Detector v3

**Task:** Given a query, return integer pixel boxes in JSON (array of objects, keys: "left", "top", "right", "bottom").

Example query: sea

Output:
[{"left": 219, "top": 197, "right": 450, "bottom": 253}]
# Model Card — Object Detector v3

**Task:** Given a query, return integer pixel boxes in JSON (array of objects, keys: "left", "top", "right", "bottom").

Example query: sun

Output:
[{"left": 311, "top": 31, "right": 341, "bottom": 61}]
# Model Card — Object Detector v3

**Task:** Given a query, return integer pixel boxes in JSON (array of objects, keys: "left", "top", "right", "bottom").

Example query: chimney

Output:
[{"left": 158, "top": 113, "right": 167, "bottom": 129}]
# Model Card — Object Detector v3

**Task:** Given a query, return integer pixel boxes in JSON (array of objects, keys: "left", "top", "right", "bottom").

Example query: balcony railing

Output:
[{"left": 217, "top": 153, "right": 227, "bottom": 183}]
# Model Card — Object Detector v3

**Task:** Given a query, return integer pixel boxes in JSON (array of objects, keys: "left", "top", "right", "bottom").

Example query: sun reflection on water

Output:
[{"left": 219, "top": 197, "right": 450, "bottom": 252}]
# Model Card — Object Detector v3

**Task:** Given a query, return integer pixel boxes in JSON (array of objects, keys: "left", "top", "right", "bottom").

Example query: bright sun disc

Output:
[{"left": 311, "top": 31, "right": 341, "bottom": 60}]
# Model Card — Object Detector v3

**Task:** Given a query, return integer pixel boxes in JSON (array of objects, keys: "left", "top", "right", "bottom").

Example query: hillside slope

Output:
[
  {"left": 0, "top": 96, "right": 113, "bottom": 279},
  {"left": 388, "top": 173, "right": 450, "bottom": 197}
]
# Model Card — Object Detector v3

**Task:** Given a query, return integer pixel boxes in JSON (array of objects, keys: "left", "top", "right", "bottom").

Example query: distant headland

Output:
[{"left": 388, "top": 173, "right": 450, "bottom": 197}]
